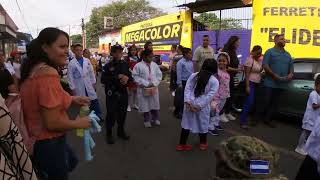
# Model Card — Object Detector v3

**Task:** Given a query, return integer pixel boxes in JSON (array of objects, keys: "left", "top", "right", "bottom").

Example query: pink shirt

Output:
[
  {"left": 214, "top": 69, "right": 230, "bottom": 100},
  {"left": 245, "top": 55, "right": 263, "bottom": 83}
]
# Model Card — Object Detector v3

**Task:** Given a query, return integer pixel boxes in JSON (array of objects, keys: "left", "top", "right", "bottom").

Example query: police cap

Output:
[{"left": 111, "top": 44, "right": 123, "bottom": 54}]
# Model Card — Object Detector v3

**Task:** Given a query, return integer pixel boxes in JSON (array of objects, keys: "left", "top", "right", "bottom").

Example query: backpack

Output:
[{"left": 5, "top": 93, "right": 35, "bottom": 154}]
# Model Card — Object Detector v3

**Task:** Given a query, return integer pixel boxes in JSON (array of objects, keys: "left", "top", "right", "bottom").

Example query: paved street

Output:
[{"left": 69, "top": 81, "right": 304, "bottom": 180}]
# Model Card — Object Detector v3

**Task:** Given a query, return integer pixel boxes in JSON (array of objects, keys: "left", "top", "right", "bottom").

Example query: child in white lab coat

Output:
[
  {"left": 68, "top": 44, "right": 102, "bottom": 119},
  {"left": 295, "top": 75, "right": 320, "bottom": 156},
  {"left": 176, "top": 59, "right": 219, "bottom": 151}
]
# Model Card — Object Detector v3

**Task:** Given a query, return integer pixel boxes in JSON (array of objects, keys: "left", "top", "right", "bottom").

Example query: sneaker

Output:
[
  {"left": 154, "top": 120, "right": 161, "bottom": 126},
  {"left": 215, "top": 125, "right": 224, "bottom": 131},
  {"left": 176, "top": 144, "right": 193, "bottom": 151},
  {"left": 144, "top": 121, "right": 152, "bottom": 128},
  {"left": 127, "top": 106, "right": 131, "bottom": 112},
  {"left": 209, "top": 129, "right": 219, "bottom": 136},
  {"left": 226, "top": 113, "right": 236, "bottom": 121},
  {"left": 176, "top": 145, "right": 184, "bottom": 151},
  {"left": 199, "top": 143, "right": 208, "bottom": 151},
  {"left": 220, "top": 114, "right": 229, "bottom": 123},
  {"left": 171, "top": 91, "right": 175, "bottom": 97},
  {"left": 133, "top": 104, "right": 139, "bottom": 110},
  {"left": 295, "top": 147, "right": 307, "bottom": 156}
]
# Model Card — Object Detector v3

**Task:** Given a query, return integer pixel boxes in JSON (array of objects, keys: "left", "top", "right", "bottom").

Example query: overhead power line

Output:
[
  {"left": 15, "top": 0, "right": 31, "bottom": 33},
  {"left": 83, "top": 0, "right": 90, "bottom": 18}
]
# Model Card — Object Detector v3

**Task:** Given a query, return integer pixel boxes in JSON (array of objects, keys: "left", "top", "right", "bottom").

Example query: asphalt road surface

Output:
[{"left": 69, "top": 81, "right": 304, "bottom": 180}]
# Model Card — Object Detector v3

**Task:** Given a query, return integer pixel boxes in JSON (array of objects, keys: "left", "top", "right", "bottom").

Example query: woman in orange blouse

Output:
[{"left": 20, "top": 27, "right": 91, "bottom": 180}]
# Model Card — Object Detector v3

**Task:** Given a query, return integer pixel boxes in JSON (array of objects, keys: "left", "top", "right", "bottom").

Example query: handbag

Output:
[
  {"left": 238, "top": 60, "right": 254, "bottom": 92},
  {"left": 143, "top": 87, "right": 156, "bottom": 96}
]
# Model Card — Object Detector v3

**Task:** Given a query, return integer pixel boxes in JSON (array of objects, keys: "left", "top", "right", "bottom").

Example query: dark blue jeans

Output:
[
  {"left": 254, "top": 86, "right": 283, "bottom": 122},
  {"left": 240, "top": 81, "right": 258, "bottom": 125},
  {"left": 32, "top": 136, "right": 78, "bottom": 180}
]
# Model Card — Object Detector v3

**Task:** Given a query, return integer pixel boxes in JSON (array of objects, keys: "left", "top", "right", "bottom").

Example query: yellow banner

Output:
[
  {"left": 251, "top": 0, "right": 320, "bottom": 58},
  {"left": 121, "top": 10, "right": 192, "bottom": 52}
]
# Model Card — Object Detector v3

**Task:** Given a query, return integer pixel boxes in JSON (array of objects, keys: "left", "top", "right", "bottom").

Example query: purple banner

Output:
[{"left": 193, "top": 30, "right": 252, "bottom": 64}]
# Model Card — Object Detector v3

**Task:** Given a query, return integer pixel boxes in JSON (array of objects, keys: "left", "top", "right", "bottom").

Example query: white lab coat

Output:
[
  {"left": 302, "top": 90, "right": 320, "bottom": 131},
  {"left": 67, "top": 57, "right": 97, "bottom": 100},
  {"left": 132, "top": 61, "right": 162, "bottom": 113},
  {"left": 181, "top": 73, "right": 219, "bottom": 133},
  {"left": 305, "top": 119, "right": 320, "bottom": 173}
]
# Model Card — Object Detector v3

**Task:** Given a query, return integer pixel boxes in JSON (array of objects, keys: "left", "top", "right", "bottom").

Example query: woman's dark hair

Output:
[
  {"left": 182, "top": 48, "right": 191, "bottom": 57},
  {"left": 251, "top": 45, "right": 262, "bottom": 53},
  {"left": 20, "top": 27, "right": 69, "bottom": 84},
  {"left": 144, "top": 41, "right": 152, "bottom": 50},
  {"left": 141, "top": 49, "right": 153, "bottom": 61},
  {"left": 194, "top": 59, "right": 217, "bottom": 97},
  {"left": 223, "top": 36, "right": 240, "bottom": 51},
  {"left": 128, "top": 44, "right": 137, "bottom": 57}
]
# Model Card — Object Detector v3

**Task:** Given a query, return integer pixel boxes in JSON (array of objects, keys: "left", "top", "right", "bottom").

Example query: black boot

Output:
[
  {"left": 106, "top": 129, "right": 115, "bottom": 144},
  {"left": 117, "top": 127, "right": 130, "bottom": 141}
]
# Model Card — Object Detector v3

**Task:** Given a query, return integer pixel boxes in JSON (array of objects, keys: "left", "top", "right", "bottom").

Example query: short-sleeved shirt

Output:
[
  {"left": 245, "top": 55, "right": 263, "bottom": 83},
  {"left": 193, "top": 46, "right": 214, "bottom": 72},
  {"left": 262, "top": 48, "right": 293, "bottom": 89},
  {"left": 20, "top": 64, "right": 72, "bottom": 141},
  {"left": 214, "top": 69, "right": 230, "bottom": 100},
  {"left": 0, "top": 69, "right": 14, "bottom": 99}
]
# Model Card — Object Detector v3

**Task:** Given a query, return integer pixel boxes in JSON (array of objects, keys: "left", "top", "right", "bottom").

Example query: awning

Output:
[
  {"left": 178, "top": 0, "right": 252, "bottom": 13},
  {"left": 0, "top": 24, "right": 17, "bottom": 40},
  {"left": 0, "top": 4, "right": 18, "bottom": 40}
]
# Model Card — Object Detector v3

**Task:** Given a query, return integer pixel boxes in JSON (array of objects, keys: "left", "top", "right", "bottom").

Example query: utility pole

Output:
[{"left": 81, "top": 18, "right": 86, "bottom": 48}]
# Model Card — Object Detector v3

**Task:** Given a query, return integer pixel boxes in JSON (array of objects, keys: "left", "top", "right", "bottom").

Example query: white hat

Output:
[{"left": 217, "top": 52, "right": 230, "bottom": 63}]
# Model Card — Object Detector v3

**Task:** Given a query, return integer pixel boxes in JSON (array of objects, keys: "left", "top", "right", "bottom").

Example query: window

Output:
[{"left": 294, "top": 62, "right": 318, "bottom": 80}]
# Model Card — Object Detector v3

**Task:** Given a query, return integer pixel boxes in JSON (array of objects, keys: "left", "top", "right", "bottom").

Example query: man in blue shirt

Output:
[
  {"left": 255, "top": 34, "right": 294, "bottom": 128},
  {"left": 175, "top": 48, "right": 194, "bottom": 118},
  {"left": 176, "top": 48, "right": 194, "bottom": 88}
]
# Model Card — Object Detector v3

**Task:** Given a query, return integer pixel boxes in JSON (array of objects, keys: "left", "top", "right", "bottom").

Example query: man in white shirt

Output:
[
  {"left": 4, "top": 59, "right": 15, "bottom": 76},
  {"left": 193, "top": 35, "right": 214, "bottom": 72}
]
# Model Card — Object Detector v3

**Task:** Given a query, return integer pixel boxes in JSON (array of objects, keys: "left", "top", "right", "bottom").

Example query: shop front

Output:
[{"left": 0, "top": 4, "right": 18, "bottom": 57}]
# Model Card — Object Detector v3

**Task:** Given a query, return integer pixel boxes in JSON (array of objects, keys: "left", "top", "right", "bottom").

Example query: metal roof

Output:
[{"left": 178, "top": 0, "right": 252, "bottom": 13}]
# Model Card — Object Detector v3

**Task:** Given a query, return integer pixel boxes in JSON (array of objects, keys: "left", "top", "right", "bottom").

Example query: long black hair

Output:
[
  {"left": 194, "top": 59, "right": 217, "bottom": 97},
  {"left": 20, "top": 27, "right": 69, "bottom": 84},
  {"left": 223, "top": 36, "right": 240, "bottom": 51}
]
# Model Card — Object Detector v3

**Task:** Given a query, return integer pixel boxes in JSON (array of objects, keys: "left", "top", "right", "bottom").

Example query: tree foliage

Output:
[
  {"left": 70, "top": 34, "right": 82, "bottom": 45},
  {"left": 86, "top": 0, "right": 164, "bottom": 48},
  {"left": 194, "top": 12, "right": 243, "bottom": 30}
]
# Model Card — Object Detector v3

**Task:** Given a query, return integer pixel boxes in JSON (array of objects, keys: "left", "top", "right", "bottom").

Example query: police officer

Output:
[{"left": 101, "top": 45, "right": 132, "bottom": 144}]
